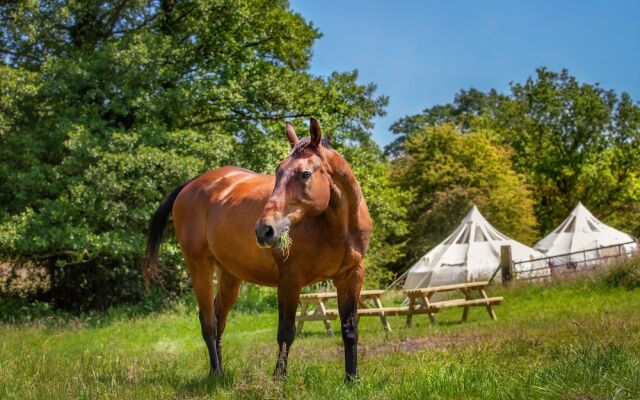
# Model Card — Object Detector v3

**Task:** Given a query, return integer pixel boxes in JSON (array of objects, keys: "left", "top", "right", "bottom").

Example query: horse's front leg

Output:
[
  {"left": 273, "top": 279, "right": 301, "bottom": 380},
  {"left": 334, "top": 263, "right": 364, "bottom": 382}
]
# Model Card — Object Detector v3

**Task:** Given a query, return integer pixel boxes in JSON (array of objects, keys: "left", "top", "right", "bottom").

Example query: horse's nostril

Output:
[
  {"left": 264, "top": 225, "right": 274, "bottom": 239},
  {"left": 256, "top": 222, "right": 275, "bottom": 242}
]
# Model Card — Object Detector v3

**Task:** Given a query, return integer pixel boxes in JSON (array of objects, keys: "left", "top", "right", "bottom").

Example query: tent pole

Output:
[{"left": 500, "top": 245, "right": 513, "bottom": 286}]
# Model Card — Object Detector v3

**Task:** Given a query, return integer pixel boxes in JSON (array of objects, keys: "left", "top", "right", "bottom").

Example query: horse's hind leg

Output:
[
  {"left": 185, "top": 255, "right": 221, "bottom": 375},
  {"left": 214, "top": 268, "right": 241, "bottom": 370}
]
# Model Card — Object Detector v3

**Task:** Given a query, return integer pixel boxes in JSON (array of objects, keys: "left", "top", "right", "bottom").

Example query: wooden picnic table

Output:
[
  {"left": 295, "top": 281, "right": 503, "bottom": 335},
  {"left": 403, "top": 281, "right": 502, "bottom": 326},
  {"left": 296, "top": 289, "right": 391, "bottom": 335}
]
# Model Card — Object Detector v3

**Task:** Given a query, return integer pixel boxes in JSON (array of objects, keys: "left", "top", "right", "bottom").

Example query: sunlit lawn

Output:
[{"left": 1, "top": 273, "right": 640, "bottom": 399}]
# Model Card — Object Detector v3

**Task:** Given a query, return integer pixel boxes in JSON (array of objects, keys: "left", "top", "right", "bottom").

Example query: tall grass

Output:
[{"left": 1, "top": 259, "right": 639, "bottom": 399}]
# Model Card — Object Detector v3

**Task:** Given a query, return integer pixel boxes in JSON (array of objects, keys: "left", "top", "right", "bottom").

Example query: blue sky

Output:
[{"left": 289, "top": 1, "right": 640, "bottom": 146}]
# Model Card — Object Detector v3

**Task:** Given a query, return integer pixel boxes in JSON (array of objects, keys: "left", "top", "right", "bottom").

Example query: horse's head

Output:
[{"left": 255, "top": 118, "right": 333, "bottom": 249}]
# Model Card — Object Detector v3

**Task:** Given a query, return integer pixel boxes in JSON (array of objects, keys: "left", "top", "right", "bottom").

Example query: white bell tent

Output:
[
  {"left": 403, "top": 204, "right": 546, "bottom": 290},
  {"left": 534, "top": 202, "right": 637, "bottom": 264}
]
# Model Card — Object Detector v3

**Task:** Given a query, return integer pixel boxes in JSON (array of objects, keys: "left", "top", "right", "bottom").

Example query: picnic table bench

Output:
[
  {"left": 295, "top": 281, "right": 502, "bottom": 335},
  {"left": 403, "top": 281, "right": 503, "bottom": 327}
]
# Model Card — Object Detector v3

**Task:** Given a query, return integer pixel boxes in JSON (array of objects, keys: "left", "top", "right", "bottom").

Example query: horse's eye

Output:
[{"left": 301, "top": 170, "right": 312, "bottom": 180}]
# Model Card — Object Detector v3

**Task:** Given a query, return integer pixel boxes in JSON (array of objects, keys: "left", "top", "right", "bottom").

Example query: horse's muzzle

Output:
[{"left": 255, "top": 221, "right": 276, "bottom": 248}]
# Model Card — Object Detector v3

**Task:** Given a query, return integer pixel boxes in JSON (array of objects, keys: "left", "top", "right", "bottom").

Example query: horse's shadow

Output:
[
  {"left": 140, "top": 370, "right": 235, "bottom": 396},
  {"left": 295, "top": 330, "right": 336, "bottom": 339},
  {"left": 176, "top": 372, "right": 235, "bottom": 394}
]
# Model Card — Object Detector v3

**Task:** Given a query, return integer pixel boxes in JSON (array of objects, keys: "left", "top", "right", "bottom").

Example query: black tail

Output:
[{"left": 143, "top": 179, "right": 194, "bottom": 285}]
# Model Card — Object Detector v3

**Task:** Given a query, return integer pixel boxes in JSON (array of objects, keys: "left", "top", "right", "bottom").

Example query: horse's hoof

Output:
[
  {"left": 272, "top": 371, "right": 287, "bottom": 382},
  {"left": 344, "top": 374, "right": 358, "bottom": 384}
]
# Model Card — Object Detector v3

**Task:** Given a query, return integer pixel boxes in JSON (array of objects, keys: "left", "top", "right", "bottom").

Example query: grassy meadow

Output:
[{"left": 1, "top": 263, "right": 640, "bottom": 399}]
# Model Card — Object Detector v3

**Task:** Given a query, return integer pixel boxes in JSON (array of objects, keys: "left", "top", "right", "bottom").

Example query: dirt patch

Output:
[
  {"left": 361, "top": 332, "right": 496, "bottom": 358},
  {"left": 295, "top": 331, "right": 499, "bottom": 361}
]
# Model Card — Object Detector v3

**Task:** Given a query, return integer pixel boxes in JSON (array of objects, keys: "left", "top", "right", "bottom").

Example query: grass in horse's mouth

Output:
[{"left": 276, "top": 229, "right": 292, "bottom": 257}]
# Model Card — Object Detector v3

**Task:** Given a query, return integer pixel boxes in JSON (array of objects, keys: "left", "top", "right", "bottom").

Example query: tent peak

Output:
[
  {"left": 571, "top": 202, "right": 596, "bottom": 219},
  {"left": 467, "top": 203, "right": 482, "bottom": 218}
]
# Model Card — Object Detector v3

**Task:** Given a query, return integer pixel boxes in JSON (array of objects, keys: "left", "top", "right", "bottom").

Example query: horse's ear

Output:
[
  {"left": 310, "top": 118, "right": 322, "bottom": 147},
  {"left": 285, "top": 122, "right": 299, "bottom": 148}
]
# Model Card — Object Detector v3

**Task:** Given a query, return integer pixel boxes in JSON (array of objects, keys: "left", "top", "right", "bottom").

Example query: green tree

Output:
[
  {"left": 0, "top": 0, "right": 403, "bottom": 308},
  {"left": 386, "top": 88, "right": 507, "bottom": 157},
  {"left": 391, "top": 124, "right": 537, "bottom": 267},
  {"left": 388, "top": 68, "right": 640, "bottom": 238},
  {"left": 498, "top": 69, "right": 640, "bottom": 235}
]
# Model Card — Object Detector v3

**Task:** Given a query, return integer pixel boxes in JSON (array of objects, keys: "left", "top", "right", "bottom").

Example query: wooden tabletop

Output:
[
  {"left": 299, "top": 289, "right": 385, "bottom": 300},
  {"left": 404, "top": 281, "right": 489, "bottom": 295}
]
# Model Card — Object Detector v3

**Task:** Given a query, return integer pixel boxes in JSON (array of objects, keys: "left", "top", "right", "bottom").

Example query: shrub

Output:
[{"left": 603, "top": 257, "right": 640, "bottom": 290}]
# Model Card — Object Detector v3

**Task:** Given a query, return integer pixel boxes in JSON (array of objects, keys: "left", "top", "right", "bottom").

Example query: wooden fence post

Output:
[{"left": 500, "top": 245, "right": 513, "bottom": 286}]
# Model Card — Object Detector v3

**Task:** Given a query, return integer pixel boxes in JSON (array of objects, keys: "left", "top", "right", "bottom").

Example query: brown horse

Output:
[{"left": 144, "top": 118, "right": 372, "bottom": 382}]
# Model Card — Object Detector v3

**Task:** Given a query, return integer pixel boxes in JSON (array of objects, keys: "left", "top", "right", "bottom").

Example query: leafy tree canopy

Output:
[
  {"left": 0, "top": 0, "right": 405, "bottom": 308},
  {"left": 389, "top": 68, "right": 640, "bottom": 238}
]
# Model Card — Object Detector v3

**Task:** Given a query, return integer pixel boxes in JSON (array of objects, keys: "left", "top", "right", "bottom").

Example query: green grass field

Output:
[{"left": 2, "top": 266, "right": 640, "bottom": 399}]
